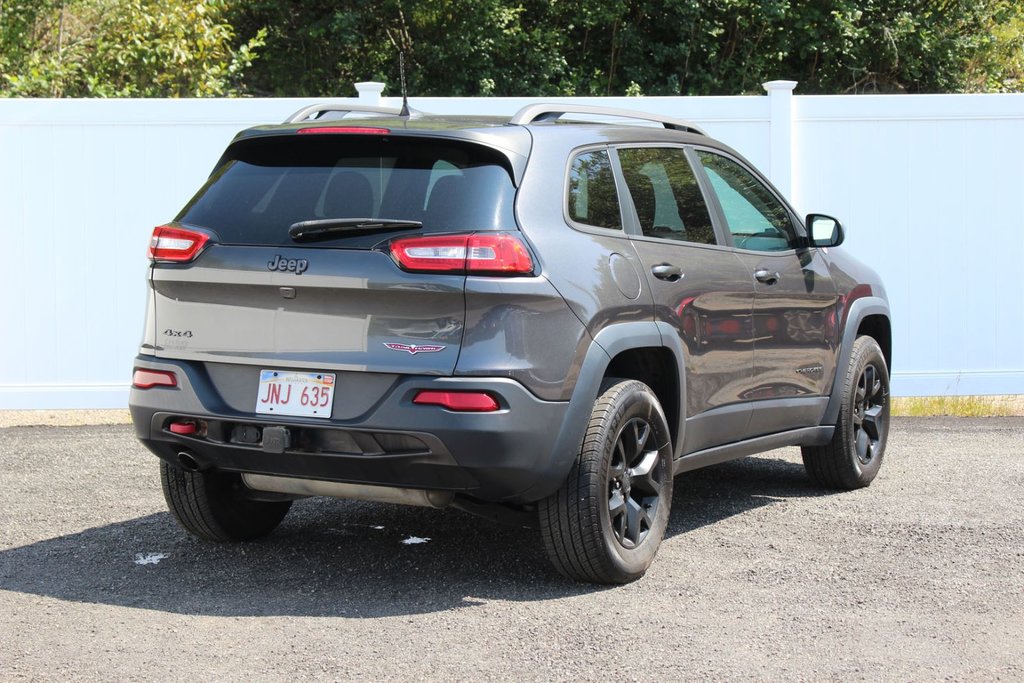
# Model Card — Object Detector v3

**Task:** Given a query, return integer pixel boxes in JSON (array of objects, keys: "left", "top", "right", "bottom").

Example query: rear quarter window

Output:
[{"left": 567, "top": 149, "right": 622, "bottom": 231}]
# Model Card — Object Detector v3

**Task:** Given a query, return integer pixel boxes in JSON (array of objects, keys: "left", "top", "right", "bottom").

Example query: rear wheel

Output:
[
  {"left": 160, "top": 462, "right": 291, "bottom": 541},
  {"left": 539, "top": 379, "right": 673, "bottom": 584},
  {"left": 802, "top": 335, "right": 890, "bottom": 489}
]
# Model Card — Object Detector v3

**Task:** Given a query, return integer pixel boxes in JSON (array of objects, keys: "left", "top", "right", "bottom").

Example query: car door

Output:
[
  {"left": 692, "top": 149, "right": 841, "bottom": 436},
  {"left": 614, "top": 146, "right": 756, "bottom": 456}
]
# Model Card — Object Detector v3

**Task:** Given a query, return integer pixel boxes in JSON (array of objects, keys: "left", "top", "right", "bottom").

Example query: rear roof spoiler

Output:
[
  {"left": 283, "top": 103, "right": 410, "bottom": 124},
  {"left": 508, "top": 103, "right": 706, "bottom": 135}
]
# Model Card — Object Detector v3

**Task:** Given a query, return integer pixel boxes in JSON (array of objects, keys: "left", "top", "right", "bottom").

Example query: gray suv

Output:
[{"left": 130, "top": 102, "right": 891, "bottom": 584}]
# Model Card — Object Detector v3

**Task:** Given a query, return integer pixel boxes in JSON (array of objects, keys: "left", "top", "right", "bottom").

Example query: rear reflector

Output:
[
  {"left": 132, "top": 369, "right": 178, "bottom": 389},
  {"left": 389, "top": 233, "right": 534, "bottom": 275},
  {"left": 148, "top": 226, "right": 210, "bottom": 262},
  {"left": 297, "top": 126, "right": 391, "bottom": 135},
  {"left": 413, "top": 390, "right": 500, "bottom": 412},
  {"left": 168, "top": 421, "right": 197, "bottom": 435}
]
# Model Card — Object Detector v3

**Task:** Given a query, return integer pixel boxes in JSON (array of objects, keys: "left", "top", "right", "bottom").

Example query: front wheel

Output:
[
  {"left": 539, "top": 379, "right": 674, "bottom": 584},
  {"left": 802, "top": 335, "right": 890, "bottom": 489}
]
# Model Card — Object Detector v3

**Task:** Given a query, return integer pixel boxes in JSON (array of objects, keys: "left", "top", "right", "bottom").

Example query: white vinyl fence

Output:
[{"left": 1, "top": 83, "right": 1022, "bottom": 409}]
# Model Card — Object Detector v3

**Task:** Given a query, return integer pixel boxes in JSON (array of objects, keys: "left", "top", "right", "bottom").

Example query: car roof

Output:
[
  {"left": 237, "top": 102, "right": 708, "bottom": 142},
  {"left": 228, "top": 103, "right": 733, "bottom": 185}
]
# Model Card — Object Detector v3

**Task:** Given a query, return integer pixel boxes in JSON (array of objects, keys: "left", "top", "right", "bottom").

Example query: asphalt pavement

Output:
[{"left": 1, "top": 417, "right": 1022, "bottom": 681}]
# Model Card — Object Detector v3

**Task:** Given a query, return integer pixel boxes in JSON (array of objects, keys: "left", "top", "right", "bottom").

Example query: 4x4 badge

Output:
[{"left": 383, "top": 342, "right": 446, "bottom": 355}]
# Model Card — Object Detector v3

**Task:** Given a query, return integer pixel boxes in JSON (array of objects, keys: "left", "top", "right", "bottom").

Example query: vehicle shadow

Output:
[
  {"left": 669, "top": 452, "right": 826, "bottom": 536},
  {"left": 0, "top": 454, "right": 823, "bottom": 618}
]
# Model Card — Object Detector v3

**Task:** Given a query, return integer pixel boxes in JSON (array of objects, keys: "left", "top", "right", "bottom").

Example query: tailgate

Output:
[
  {"left": 148, "top": 130, "right": 524, "bottom": 382},
  {"left": 151, "top": 244, "right": 464, "bottom": 375}
]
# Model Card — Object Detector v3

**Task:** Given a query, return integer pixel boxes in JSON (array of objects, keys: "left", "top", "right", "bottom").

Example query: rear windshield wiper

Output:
[{"left": 289, "top": 218, "right": 422, "bottom": 242}]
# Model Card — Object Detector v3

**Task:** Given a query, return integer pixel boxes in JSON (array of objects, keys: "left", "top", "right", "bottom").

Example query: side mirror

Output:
[{"left": 806, "top": 213, "right": 844, "bottom": 248}]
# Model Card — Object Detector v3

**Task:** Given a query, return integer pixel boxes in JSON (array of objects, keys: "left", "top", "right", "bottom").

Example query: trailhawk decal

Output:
[{"left": 383, "top": 342, "right": 447, "bottom": 355}]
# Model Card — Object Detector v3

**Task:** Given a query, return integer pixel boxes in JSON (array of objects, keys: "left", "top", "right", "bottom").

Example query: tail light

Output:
[
  {"left": 413, "top": 390, "right": 500, "bottom": 412},
  {"left": 389, "top": 233, "right": 534, "bottom": 275},
  {"left": 133, "top": 369, "right": 178, "bottom": 389},
  {"left": 148, "top": 225, "right": 211, "bottom": 262}
]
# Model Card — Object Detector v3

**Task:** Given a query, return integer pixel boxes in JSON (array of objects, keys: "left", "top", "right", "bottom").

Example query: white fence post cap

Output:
[
  {"left": 354, "top": 81, "right": 386, "bottom": 104},
  {"left": 762, "top": 80, "right": 798, "bottom": 93}
]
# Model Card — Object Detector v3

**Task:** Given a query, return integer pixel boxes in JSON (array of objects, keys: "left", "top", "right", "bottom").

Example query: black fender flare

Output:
[
  {"left": 518, "top": 321, "right": 687, "bottom": 502},
  {"left": 823, "top": 296, "right": 891, "bottom": 425}
]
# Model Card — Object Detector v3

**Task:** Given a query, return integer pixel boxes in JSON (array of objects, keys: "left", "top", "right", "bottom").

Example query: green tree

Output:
[
  {"left": 1, "top": 0, "right": 265, "bottom": 97},
  {"left": 963, "top": 0, "right": 1024, "bottom": 92},
  {"left": 3, "top": 0, "right": 1022, "bottom": 97},
  {"left": 228, "top": 0, "right": 1024, "bottom": 97},
  {"left": 548, "top": 0, "right": 1020, "bottom": 95},
  {"left": 226, "top": 0, "right": 573, "bottom": 97}
]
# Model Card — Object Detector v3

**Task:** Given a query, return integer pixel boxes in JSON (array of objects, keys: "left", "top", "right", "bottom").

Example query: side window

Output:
[
  {"left": 696, "top": 151, "right": 797, "bottom": 251},
  {"left": 617, "top": 147, "right": 716, "bottom": 245},
  {"left": 568, "top": 150, "right": 622, "bottom": 230}
]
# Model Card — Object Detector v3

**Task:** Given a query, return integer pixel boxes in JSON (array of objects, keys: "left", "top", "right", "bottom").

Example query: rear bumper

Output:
[{"left": 129, "top": 357, "right": 573, "bottom": 503}]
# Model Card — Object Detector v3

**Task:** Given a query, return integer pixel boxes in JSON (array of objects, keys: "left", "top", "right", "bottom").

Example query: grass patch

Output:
[{"left": 892, "top": 395, "right": 1024, "bottom": 417}]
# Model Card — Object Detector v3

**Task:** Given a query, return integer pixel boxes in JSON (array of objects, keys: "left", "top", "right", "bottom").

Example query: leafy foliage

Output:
[
  {"left": 1, "top": 0, "right": 1021, "bottom": 97},
  {"left": 1, "top": 0, "right": 264, "bottom": 97},
  {"left": 963, "top": 0, "right": 1024, "bottom": 92},
  {"left": 229, "top": 0, "right": 1024, "bottom": 97},
  {"left": 224, "top": 0, "right": 572, "bottom": 97}
]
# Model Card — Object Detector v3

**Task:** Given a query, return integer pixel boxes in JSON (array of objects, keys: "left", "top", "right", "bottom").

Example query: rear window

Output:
[{"left": 176, "top": 135, "right": 518, "bottom": 246}]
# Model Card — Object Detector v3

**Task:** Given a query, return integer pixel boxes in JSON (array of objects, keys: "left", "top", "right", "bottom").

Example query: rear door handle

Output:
[
  {"left": 652, "top": 264, "right": 683, "bottom": 281},
  {"left": 754, "top": 268, "right": 780, "bottom": 285}
]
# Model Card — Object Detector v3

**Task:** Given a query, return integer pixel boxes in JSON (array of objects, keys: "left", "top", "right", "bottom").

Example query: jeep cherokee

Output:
[{"left": 130, "top": 102, "right": 892, "bottom": 584}]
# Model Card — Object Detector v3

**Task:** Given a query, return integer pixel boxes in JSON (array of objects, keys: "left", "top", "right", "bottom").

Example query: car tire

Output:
[
  {"left": 160, "top": 461, "right": 291, "bottom": 541},
  {"left": 802, "top": 335, "right": 890, "bottom": 490},
  {"left": 539, "top": 379, "right": 674, "bottom": 584}
]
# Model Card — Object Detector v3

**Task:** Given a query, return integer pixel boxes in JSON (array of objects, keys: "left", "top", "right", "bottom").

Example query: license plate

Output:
[{"left": 255, "top": 370, "right": 335, "bottom": 418}]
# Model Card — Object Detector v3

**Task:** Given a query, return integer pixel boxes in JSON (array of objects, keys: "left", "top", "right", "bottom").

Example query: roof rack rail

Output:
[
  {"left": 283, "top": 103, "right": 405, "bottom": 124},
  {"left": 508, "top": 103, "right": 706, "bottom": 135}
]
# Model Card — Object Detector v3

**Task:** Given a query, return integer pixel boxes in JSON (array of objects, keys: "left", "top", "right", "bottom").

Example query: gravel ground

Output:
[
  {"left": 1, "top": 417, "right": 1021, "bottom": 681},
  {"left": 0, "top": 410, "right": 132, "bottom": 428}
]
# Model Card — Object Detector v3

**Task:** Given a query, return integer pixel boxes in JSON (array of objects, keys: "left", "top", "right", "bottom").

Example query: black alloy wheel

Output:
[
  {"left": 852, "top": 361, "right": 887, "bottom": 465},
  {"left": 539, "top": 379, "right": 673, "bottom": 584},
  {"left": 607, "top": 417, "right": 664, "bottom": 549},
  {"left": 802, "top": 335, "right": 890, "bottom": 490}
]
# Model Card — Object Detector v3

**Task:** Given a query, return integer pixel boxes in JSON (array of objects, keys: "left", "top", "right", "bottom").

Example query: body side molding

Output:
[{"left": 673, "top": 426, "right": 834, "bottom": 475}]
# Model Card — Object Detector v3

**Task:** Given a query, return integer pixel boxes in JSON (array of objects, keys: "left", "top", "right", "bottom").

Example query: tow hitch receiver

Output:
[{"left": 262, "top": 426, "right": 291, "bottom": 454}]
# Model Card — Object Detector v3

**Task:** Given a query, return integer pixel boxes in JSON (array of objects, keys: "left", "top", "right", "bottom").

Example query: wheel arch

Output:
[
  {"left": 823, "top": 297, "right": 891, "bottom": 425},
  {"left": 604, "top": 346, "right": 681, "bottom": 455},
  {"left": 518, "top": 321, "right": 687, "bottom": 502},
  {"left": 858, "top": 313, "right": 892, "bottom": 372}
]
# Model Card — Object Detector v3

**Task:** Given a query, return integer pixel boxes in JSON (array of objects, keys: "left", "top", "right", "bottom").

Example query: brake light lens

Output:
[
  {"left": 389, "top": 233, "right": 534, "bottom": 275},
  {"left": 297, "top": 126, "right": 391, "bottom": 135},
  {"left": 148, "top": 226, "right": 210, "bottom": 262},
  {"left": 413, "top": 390, "right": 500, "bottom": 412},
  {"left": 390, "top": 235, "right": 471, "bottom": 272},
  {"left": 132, "top": 369, "right": 178, "bottom": 389}
]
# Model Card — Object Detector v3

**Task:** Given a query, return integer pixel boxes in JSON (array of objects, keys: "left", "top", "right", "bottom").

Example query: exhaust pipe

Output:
[
  {"left": 241, "top": 473, "right": 453, "bottom": 509},
  {"left": 177, "top": 451, "right": 201, "bottom": 472}
]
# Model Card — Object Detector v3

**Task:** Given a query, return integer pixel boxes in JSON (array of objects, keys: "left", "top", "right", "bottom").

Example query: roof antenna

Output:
[{"left": 399, "top": 51, "right": 411, "bottom": 117}]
